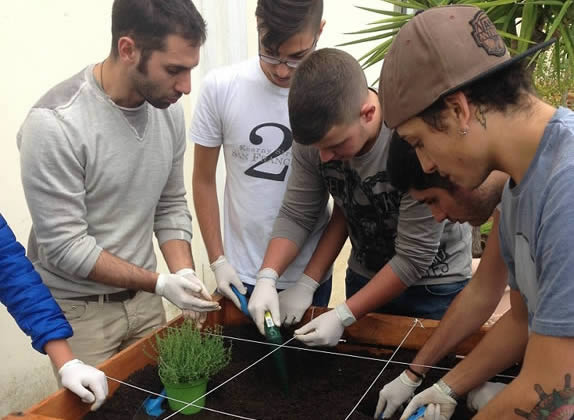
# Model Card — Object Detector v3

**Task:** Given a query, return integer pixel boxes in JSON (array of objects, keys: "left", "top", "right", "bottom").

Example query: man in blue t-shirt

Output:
[{"left": 380, "top": 5, "right": 574, "bottom": 420}]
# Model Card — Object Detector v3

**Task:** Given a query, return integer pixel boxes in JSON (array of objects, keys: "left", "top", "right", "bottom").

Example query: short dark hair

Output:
[
  {"left": 256, "top": 0, "right": 323, "bottom": 54},
  {"left": 289, "top": 48, "right": 368, "bottom": 145},
  {"left": 387, "top": 131, "right": 455, "bottom": 193},
  {"left": 111, "top": 0, "right": 206, "bottom": 66},
  {"left": 418, "top": 61, "right": 534, "bottom": 131}
]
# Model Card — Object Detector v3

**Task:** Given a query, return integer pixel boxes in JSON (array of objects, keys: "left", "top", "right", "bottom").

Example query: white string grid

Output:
[
  {"left": 104, "top": 326, "right": 516, "bottom": 419},
  {"left": 343, "top": 318, "right": 423, "bottom": 420}
]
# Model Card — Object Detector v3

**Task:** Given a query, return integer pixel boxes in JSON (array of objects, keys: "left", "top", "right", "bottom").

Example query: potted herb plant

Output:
[{"left": 153, "top": 321, "right": 231, "bottom": 415}]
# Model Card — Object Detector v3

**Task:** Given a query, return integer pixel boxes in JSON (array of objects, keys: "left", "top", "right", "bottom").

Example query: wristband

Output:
[
  {"left": 436, "top": 379, "right": 460, "bottom": 400},
  {"left": 407, "top": 365, "right": 426, "bottom": 380}
]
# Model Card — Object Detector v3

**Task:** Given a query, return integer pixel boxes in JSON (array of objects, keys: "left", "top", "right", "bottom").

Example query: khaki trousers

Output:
[{"left": 55, "top": 291, "right": 166, "bottom": 368}]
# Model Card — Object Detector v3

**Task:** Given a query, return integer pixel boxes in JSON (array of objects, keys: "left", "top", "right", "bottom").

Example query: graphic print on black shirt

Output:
[{"left": 321, "top": 161, "right": 401, "bottom": 273}]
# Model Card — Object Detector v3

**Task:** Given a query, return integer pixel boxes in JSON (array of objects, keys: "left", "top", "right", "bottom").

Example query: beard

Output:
[{"left": 132, "top": 58, "right": 178, "bottom": 109}]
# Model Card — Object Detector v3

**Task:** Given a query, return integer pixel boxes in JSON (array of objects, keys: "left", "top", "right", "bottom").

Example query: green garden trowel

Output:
[
  {"left": 263, "top": 310, "right": 289, "bottom": 395},
  {"left": 231, "top": 285, "right": 289, "bottom": 394}
]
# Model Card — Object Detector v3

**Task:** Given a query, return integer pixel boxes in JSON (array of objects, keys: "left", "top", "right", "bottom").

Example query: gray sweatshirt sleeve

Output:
[
  {"left": 388, "top": 193, "right": 444, "bottom": 287},
  {"left": 18, "top": 109, "right": 102, "bottom": 278},
  {"left": 272, "top": 143, "right": 330, "bottom": 248},
  {"left": 154, "top": 104, "right": 193, "bottom": 245}
]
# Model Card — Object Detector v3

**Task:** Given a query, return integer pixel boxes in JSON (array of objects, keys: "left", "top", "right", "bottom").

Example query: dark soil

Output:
[{"left": 85, "top": 324, "right": 513, "bottom": 420}]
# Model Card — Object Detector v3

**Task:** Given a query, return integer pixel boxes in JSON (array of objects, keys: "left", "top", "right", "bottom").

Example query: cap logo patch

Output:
[{"left": 469, "top": 10, "right": 506, "bottom": 57}]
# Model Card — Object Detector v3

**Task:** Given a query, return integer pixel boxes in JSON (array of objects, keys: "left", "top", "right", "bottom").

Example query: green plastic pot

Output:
[{"left": 163, "top": 378, "right": 208, "bottom": 415}]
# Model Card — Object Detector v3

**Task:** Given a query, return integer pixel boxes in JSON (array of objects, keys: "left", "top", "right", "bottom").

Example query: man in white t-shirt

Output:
[{"left": 190, "top": 0, "right": 331, "bottom": 310}]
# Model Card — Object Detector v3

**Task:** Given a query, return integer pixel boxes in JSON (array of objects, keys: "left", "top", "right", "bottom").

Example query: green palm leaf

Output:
[{"left": 343, "top": 0, "right": 574, "bottom": 108}]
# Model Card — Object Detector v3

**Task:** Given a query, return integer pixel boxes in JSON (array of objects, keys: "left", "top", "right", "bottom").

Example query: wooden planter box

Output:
[{"left": 3, "top": 296, "right": 488, "bottom": 420}]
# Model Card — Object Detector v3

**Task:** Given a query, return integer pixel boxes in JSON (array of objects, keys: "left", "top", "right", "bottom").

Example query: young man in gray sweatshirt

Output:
[
  {"left": 17, "top": 0, "right": 218, "bottom": 367},
  {"left": 248, "top": 48, "right": 472, "bottom": 343}
]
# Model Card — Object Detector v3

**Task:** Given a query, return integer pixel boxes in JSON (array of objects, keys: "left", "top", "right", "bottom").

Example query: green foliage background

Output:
[{"left": 343, "top": 0, "right": 574, "bottom": 108}]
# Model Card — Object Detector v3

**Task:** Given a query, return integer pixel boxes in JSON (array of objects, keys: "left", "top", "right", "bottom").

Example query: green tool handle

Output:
[
  {"left": 263, "top": 311, "right": 289, "bottom": 394},
  {"left": 263, "top": 311, "right": 283, "bottom": 343}
]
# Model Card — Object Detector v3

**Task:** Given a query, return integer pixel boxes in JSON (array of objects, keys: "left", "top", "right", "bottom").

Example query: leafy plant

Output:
[
  {"left": 153, "top": 321, "right": 231, "bottom": 385},
  {"left": 342, "top": 0, "right": 574, "bottom": 108},
  {"left": 480, "top": 218, "right": 493, "bottom": 236}
]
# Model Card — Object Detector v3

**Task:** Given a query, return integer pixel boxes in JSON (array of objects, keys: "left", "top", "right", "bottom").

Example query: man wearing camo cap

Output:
[{"left": 380, "top": 5, "right": 573, "bottom": 420}]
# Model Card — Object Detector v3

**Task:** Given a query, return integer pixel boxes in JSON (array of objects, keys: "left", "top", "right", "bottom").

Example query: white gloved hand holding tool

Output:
[
  {"left": 375, "top": 370, "right": 422, "bottom": 419},
  {"left": 155, "top": 270, "right": 220, "bottom": 312},
  {"left": 210, "top": 255, "right": 246, "bottom": 309},
  {"left": 278, "top": 273, "right": 319, "bottom": 326},
  {"left": 59, "top": 359, "right": 108, "bottom": 411},
  {"left": 466, "top": 381, "right": 506, "bottom": 412},
  {"left": 294, "top": 302, "right": 356, "bottom": 347},
  {"left": 248, "top": 268, "right": 280, "bottom": 335},
  {"left": 400, "top": 380, "right": 457, "bottom": 420},
  {"left": 176, "top": 268, "right": 210, "bottom": 327}
]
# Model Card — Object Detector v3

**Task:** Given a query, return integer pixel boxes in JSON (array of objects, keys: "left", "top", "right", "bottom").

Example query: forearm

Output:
[
  {"left": 391, "top": 195, "right": 443, "bottom": 286},
  {"left": 88, "top": 250, "right": 158, "bottom": 293},
  {"left": 271, "top": 143, "right": 330, "bottom": 250},
  {"left": 303, "top": 204, "right": 348, "bottom": 282},
  {"left": 346, "top": 264, "right": 407, "bottom": 319},
  {"left": 160, "top": 239, "right": 194, "bottom": 273},
  {"left": 475, "top": 333, "right": 574, "bottom": 419},
  {"left": 192, "top": 145, "right": 224, "bottom": 263},
  {"left": 260, "top": 237, "right": 300, "bottom": 275},
  {"left": 443, "top": 309, "right": 528, "bottom": 396},
  {"left": 410, "top": 277, "right": 504, "bottom": 375},
  {"left": 193, "top": 180, "right": 223, "bottom": 263},
  {"left": 411, "top": 218, "right": 507, "bottom": 376},
  {"left": 44, "top": 339, "right": 76, "bottom": 370}
]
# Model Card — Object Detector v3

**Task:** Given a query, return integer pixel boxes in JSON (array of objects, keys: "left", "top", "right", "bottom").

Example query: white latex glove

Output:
[
  {"left": 248, "top": 268, "right": 280, "bottom": 335},
  {"left": 278, "top": 273, "right": 320, "bottom": 326},
  {"left": 466, "top": 382, "right": 506, "bottom": 412},
  {"left": 210, "top": 255, "right": 246, "bottom": 309},
  {"left": 177, "top": 268, "right": 208, "bottom": 327},
  {"left": 59, "top": 359, "right": 108, "bottom": 411},
  {"left": 401, "top": 382, "right": 457, "bottom": 420},
  {"left": 374, "top": 371, "right": 422, "bottom": 419},
  {"left": 155, "top": 271, "right": 220, "bottom": 312},
  {"left": 294, "top": 303, "right": 355, "bottom": 347}
]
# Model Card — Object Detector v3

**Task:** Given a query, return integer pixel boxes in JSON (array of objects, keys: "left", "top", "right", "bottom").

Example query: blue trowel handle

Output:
[
  {"left": 379, "top": 405, "right": 426, "bottom": 420},
  {"left": 406, "top": 406, "right": 427, "bottom": 420},
  {"left": 230, "top": 284, "right": 250, "bottom": 317},
  {"left": 144, "top": 388, "right": 166, "bottom": 417}
]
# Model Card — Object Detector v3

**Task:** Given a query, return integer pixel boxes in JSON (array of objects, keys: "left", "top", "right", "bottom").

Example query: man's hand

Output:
[
  {"left": 294, "top": 303, "right": 355, "bottom": 347},
  {"left": 59, "top": 359, "right": 108, "bottom": 411},
  {"left": 400, "top": 381, "right": 457, "bottom": 420},
  {"left": 210, "top": 255, "right": 246, "bottom": 309},
  {"left": 176, "top": 268, "right": 209, "bottom": 327},
  {"left": 155, "top": 270, "right": 220, "bottom": 312},
  {"left": 374, "top": 371, "right": 422, "bottom": 419},
  {"left": 278, "top": 273, "right": 320, "bottom": 326},
  {"left": 248, "top": 268, "right": 280, "bottom": 335},
  {"left": 466, "top": 382, "right": 506, "bottom": 412}
]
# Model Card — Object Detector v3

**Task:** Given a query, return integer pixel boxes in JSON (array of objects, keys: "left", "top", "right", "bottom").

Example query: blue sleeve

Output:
[{"left": 0, "top": 213, "right": 73, "bottom": 353}]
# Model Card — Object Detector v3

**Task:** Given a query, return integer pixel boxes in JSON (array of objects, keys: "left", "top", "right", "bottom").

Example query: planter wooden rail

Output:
[{"left": 4, "top": 296, "right": 488, "bottom": 420}]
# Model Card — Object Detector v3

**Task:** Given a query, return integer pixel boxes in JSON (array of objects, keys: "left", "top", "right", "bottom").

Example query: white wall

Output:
[{"left": 0, "top": 0, "right": 389, "bottom": 416}]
